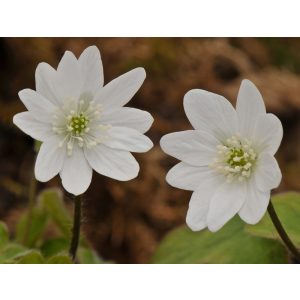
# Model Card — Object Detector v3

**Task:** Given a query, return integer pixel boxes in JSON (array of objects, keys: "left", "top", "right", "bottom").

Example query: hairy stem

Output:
[
  {"left": 267, "top": 201, "right": 300, "bottom": 262},
  {"left": 69, "top": 195, "right": 82, "bottom": 262}
]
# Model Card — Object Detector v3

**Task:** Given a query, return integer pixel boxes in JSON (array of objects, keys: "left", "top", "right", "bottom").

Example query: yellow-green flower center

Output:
[
  {"left": 69, "top": 113, "right": 89, "bottom": 136},
  {"left": 227, "top": 148, "right": 248, "bottom": 167},
  {"left": 211, "top": 135, "right": 257, "bottom": 183}
]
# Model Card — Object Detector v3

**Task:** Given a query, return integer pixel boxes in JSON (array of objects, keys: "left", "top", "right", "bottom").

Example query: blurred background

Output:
[{"left": 1, "top": 37, "right": 300, "bottom": 263}]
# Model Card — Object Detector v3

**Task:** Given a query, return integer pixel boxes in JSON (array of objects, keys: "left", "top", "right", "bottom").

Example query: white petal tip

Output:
[
  {"left": 64, "top": 50, "right": 75, "bottom": 56},
  {"left": 165, "top": 170, "right": 177, "bottom": 188},
  {"left": 241, "top": 78, "right": 251, "bottom": 84},
  {"left": 241, "top": 79, "right": 255, "bottom": 87},
  {"left": 207, "top": 225, "right": 221, "bottom": 233},
  {"left": 85, "top": 45, "right": 98, "bottom": 51},
  {"left": 183, "top": 89, "right": 207, "bottom": 114},
  {"left": 240, "top": 79, "right": 261, "bottom": 95},
  {"left": 61, "top": 181, "right": 90, "bottom": 196},
  {"left": 12, "top": 113, "right": 26, "bottom": 129},
  {"left": 34, "top": 171, "right": 49, "bottom": 183},
  {"left": 133, "top": 67, "right": 146, "bottom": 81},
  {"left": 12, "top": 114, "right": 20, "bottom": 126},
  {"left": 239, "top": 209, "right": 267, "bottom": 225},
  {"left": 148, "top": 113, "right": 154, "bottom": 128},
  {"left": 118, "top": 170, "right": 139, "bottom": 182},
  {"left": 159, "top": 134, "right": 172, "bottom": 154},
  {"left": 146, "top": 139, "right": 154, "bottom": 151},
  {"left": 245, "top": 219, "right": 260, "bottom": 225},
  {"left": 183, "top": 89, "right": 197, "bottom": 103},
  {"left": 70, "top": 191, "right": 85, "bottom": 196},
  {"left": 18, "top": 88, "right": 29, "bottom": 98},
  {"left": 80, "top": 45, "right": 101, "bottom": 57},
  {"left": 186, "top": 221, "right": 206, "bottom": 232}
]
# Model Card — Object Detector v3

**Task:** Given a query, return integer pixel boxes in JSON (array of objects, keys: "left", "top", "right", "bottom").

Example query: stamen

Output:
[
  {"left": 52, "top": 98, "right": 111, "bottom": 156},
  {"left": 211, "top": 135, "right": 257, "bottom": 183}
]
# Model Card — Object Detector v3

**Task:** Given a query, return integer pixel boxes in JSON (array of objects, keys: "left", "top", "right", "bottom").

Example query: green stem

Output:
[
  {"left": 69, "top": 195, "right": 82, "bottom": 262},
  {"left": 22, "top": 164, "right": 37, "bottom": 245},
  {"left": 267, "top": 200, "right": 300, "bottom": 262}
]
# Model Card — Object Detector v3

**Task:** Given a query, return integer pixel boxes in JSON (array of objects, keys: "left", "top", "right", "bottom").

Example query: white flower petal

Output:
[
  {"left": 103, "top": 126, "right": 153, "bottom": 153},
  {"left": 239, "top": 179, "right": 270, "bottom": 224},
  {"left": 236, "top": 79, "right": 266, "bottom": 138},
  {"left": 18, "top": 89, "right": 56, "bottom": 123},
  {"left": 186, "top": 191, "right": 210, "bottom": 232},
  {"left": 56, "top": 51, "right": 82, "bottom": 101},
  {"left": 160, "top": 130, "right": 218, "bottom": 166},
  {"left": 35, "top": 62, "right": 62, "bottom": 106},
  {"left": 84, "top": 145, "right": 139, "bottom": 181},
  {"left": 35, "top": 135, "right": 66, "bottom": 182},
  {"left": 207, "top": 181, "right": 247, "bottom": 232},
  {"left": 253, "top": 113, "right": 283, "bottom": 155},
  {"left": 60, "top": 145, "right": 92, "bottom": 195},
  {"left": 93, "top": 68, "right": 146, "bottom": 110},
  {"left": 255, "top": 152, "right": 282, "bottom": 191},
  {"left": 78, "top": 45, "right": 104, "bottom": 95},
  {"left": 101, "top": 107, "right": 153, "bottom": 133},
  {"left": 13, "top": 112, "right": 52, "bottom": 141},
  {"left": 186, "top": 174, "right": 222, "bottom": 231},
  {"left": 166, "top": 163, "right": 216, "bottom": 191},
  {"left": 183, "top": 89, "right": 238, "bottom": 141}
]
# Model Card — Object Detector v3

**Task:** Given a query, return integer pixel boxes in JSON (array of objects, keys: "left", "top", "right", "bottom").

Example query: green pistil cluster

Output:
[
  {"left": 69, "top": 113, "right": 89, "bottom": 136},
  {"left": 227, "top": 148, "right": 247, "bottom": 167}
]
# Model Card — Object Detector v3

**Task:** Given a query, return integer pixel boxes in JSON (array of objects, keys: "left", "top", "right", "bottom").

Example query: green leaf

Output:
[
  {"left": 0, "top": 243, "right": 29, "bottom": 263},
  {"left": 77, "top": 247, "right": 103, "bottom": 264},
  {"left": 34, "top": 140, "right": 42, "bottom": 153},
  {"left": 46, "top": 254, "right": 72, "bottom": 264},
  {"left": 15, "top": 207, "right": 49, "bottom": 247},
  {"left": 39, "top": 188, "right": 72, "bottom": 239},
  {"left": 245, "top": 192, "right": 300, "bottom": 248},
  {"left": 16, "top": 250, "right": 44, "bottom": 264},
  {"left": 0, "top": 222, "right": 9, "bottom": 248},
  {"left": 151, "top": 217, "right": 288, "bottom": 264},
  {"left": 41, "top": 238, "right": 69, "bottom": 258}
]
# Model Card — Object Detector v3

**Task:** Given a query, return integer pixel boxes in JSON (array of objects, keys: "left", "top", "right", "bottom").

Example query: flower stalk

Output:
[
  {"left": 267, "top": 201, "right": 300, "bottom": 262},
  {"left": 69, "top": 195, "right": 82, "bottom": 262},
  {"left": 23, "top": 157, "right": 37, "bottom": 245}
]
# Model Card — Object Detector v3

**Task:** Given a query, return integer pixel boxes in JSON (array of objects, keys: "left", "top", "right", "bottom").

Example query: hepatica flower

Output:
[
  {"left": 13, "top": 46, "right": 153, "bottom": 195},
  {"left": 160, "top": 80, "right": 282, "bottom": 232}
]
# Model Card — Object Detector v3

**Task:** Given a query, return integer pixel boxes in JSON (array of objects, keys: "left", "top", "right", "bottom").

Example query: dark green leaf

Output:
[
  {"left": 15, "top": 207, "right": 49, "bottom": 247},
  {"left": 16, "top": 250, "right": 44, "bottom": 264},
  {"left": 77, "top": 247, "right": 103, "bottom": 264},
  {"left": 46, "top": 254, "right": 72, "bottom": 264},
  {"left": 41, "top": 238, "right": 69, "bottom": 258},
  {"left": 0, "top": 243, "right": 29, "bottom": 263},
  {"left": 0, "top": 222, "right": 9, "bottom": 248},
  {"left": 152, "top": 217, "right": 288, "bottom": 264}
]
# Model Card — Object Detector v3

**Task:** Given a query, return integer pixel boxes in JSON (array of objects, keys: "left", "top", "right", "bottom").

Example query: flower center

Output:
[
  {"left": 68, "top": 113, "right": 89, "bottom": 136},
  {"left": 211, "top": 135, "right": 257, "bottom": 183},
  {"left": 52, "top": 99, "right": 111, "bottom": 156}
]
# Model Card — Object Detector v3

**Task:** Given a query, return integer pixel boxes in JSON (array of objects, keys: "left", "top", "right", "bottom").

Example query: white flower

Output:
[
  {"left": 160, "top": 80, "right": 282, "bottom": 232},
  {"left": 13, "top": 46, "right": 153, "bottom": 195}
]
